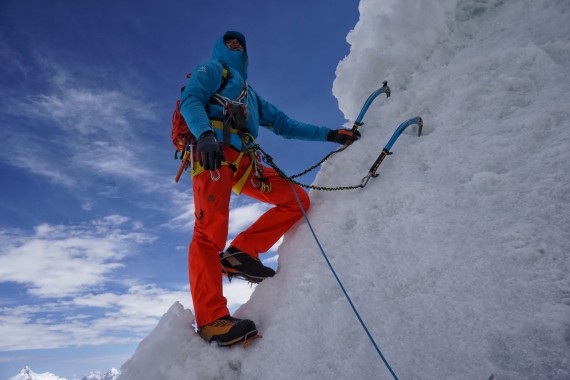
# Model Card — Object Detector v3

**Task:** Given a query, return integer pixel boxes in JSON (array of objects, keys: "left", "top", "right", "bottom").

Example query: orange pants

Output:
[{"left": 188, "top": 147, "right": 310, "bottom": 327}]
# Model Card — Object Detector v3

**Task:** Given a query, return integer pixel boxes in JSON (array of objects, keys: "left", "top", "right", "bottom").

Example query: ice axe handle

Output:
[
  {"left": 360, "top": 116, "right": 423, "bottom": 187},
  {"left": 369, "top": 149, "right": 391, "bottom": 178},
  {"left": 175, "top": 150, "right": 190, "bottom": 183},
  {"left": 352, "top": 81, "right": 391, "bottom": 133},
  {"left": 360, "top": 148, "right": 391, "bottom": 187}
]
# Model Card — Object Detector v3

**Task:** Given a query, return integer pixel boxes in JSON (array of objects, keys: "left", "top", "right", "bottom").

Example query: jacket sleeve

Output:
[
  {"left": 179, "top": 62, "right": 224, "bottom": 139},
  {"left": 253, "top": 88, "right": 331, "bottom": 141}
]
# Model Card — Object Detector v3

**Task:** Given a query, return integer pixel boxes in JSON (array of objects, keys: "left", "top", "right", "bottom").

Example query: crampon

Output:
[
  {"left": 241, "top": 331, "right": 262, "bottom": 348},
  {"left": 217, "top": 330, "right": 262, "bottom": 348},
  {"left": 222, "top": 269, "right": 265, "bottom": 285}
]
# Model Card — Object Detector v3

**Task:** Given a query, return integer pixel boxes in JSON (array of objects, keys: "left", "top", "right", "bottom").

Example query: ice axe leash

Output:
[
  {"left": 256, "top": 115, "right": 423, "bottom": 191},
  {"left": 287, "top": 81, "right": 391, "bottom": 180}
]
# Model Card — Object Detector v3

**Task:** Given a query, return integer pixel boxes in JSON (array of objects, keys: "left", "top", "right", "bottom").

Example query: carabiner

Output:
[
  {"left": 210, "top": 169, "right": 221, "bottom": 181},
  {"left": 250, "top": 177, "right": 260, "bottom": 189},
  {"left": 360, "top": 175, "right": 372, "bottom": 188}
]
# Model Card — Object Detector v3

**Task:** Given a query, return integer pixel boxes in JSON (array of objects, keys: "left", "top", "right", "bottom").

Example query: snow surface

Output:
[
  {"left": 78, "top": 368, "right": 120, "bottom": 380},
  {"left": 120, "top": 0, "right": 570, "bottom": 379},
  {"left": 8, "top": 366, "right": 64, "bottom": 380},
  {"left": 7, "top": 367, "right": 120, "bottom": 380}
]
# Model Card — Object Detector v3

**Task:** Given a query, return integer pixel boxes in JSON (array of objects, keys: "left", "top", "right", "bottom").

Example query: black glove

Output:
[
  {"left": 197, "top": 131, "right": 224, "bottom": 170},
  {"left": 326, "top": 129, "right": 361, "bottom": 145}
]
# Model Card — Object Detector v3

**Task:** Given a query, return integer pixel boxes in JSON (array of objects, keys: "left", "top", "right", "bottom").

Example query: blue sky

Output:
[{"left": 0, "top": 0, "right": 360, "bottom": 377}]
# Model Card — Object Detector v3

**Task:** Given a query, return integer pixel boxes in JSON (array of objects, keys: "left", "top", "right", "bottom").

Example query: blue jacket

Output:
[{"left": 180, "top": 31, "right": 331, "bottom": 151}]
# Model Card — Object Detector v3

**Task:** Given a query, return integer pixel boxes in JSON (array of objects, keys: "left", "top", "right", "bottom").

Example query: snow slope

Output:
[
  {"left": 8, "top": 367, "right": 64, "bottom": 380},
  {"left": 7, "top": 367, "right": 120, "bottom": 380},
  {"left": 78, "top": 368, "right": 120, "bottom": 380},
  {"left": 120, "top": 0, "right": 570, "bottom": 379}
]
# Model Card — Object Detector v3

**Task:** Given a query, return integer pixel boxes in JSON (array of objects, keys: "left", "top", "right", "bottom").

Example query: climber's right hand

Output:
[{"left": 197, "top": 131, "right": 224, "bottom": 170}]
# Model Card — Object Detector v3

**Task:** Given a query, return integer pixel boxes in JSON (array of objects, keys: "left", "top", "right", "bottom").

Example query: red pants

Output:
[{"left": 188, "top": 147, "right": 310, "bottom": 327}]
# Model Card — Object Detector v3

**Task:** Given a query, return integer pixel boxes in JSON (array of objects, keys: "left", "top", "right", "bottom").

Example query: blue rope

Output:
[{"left": 289, "top": 182, "right": 399, "bottom": 380}]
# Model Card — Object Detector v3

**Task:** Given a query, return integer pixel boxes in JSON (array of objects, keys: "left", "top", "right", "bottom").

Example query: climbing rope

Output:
[{"left": 288, "top": 182, "right": 399, "bottom": 380}]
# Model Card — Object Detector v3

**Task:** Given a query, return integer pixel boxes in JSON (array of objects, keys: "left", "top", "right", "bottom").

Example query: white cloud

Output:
[
  {"left": 74, "top": 286, "right": 191, "bottom": 339},
  {"left": 0, "top": 237, "right": 123, "bottom": 298},
  {"left": 0, "top": 214, "right": 252, "bottom": 351},
  {"left": 98, "top": 214, "right": 131, "bottom": 226},
  {"left": 75, "top": 284, "right": 189, "bottom": 319},
  {"left": 164, "top": 191, "right": 196, "bottom": 231},
  {"left": 0, "top": 312, "right": 69, "bottom": 351},
  {"left": 228, "top": 202, "right": 271, "bottom": 235},
  {"left": 75, "top": 140, "right": 154, "bottom": 180},
  {"left": 223, "top": 281, "right": 256, "bottom": 312},
  {"left": 0, "top": 284, "right": 190, "bottom": 351},
  {"left": 268, "top": 236, "right": 283, "bottom": 253},
  {"left": 3, "top": 152, "right": 78, "bottom": 188},
  {"left": 0, "top": 281, "right": 254, "bottom": 351},
  {"left": 167, "top": 194, "right": 273, "bottom": 234},
  {"left": 0, "top": 34, "right": 30, "bottom": 76},
  {"left": 0, "top": 216, "right": 155, "bottom": 298},
  {"left": 1, "top": 60, "right": 163, "bottom": 193},
  {"left": 32, "top": 84, "right": 155, "bottom": 136}
]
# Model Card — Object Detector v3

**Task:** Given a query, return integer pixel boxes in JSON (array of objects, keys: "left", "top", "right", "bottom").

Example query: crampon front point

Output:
[{"left": 242, "top": 331, "right": 262, "bottom": 348}]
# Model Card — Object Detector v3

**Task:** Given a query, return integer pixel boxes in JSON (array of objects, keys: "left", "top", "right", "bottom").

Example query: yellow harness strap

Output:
[
  {"left": 191, "top": 120, "right": 256, "bottom": 194},
  {"left": 231, "top": 155, "right": 253, "bottom": 195},
  {"left": 210, "top": 119, "right": 241, "bottom": 136}
]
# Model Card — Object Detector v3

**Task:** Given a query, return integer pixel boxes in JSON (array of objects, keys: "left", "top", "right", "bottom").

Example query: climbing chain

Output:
[{"left": 253, "top": 144, "right": 366, "bottom": 191}]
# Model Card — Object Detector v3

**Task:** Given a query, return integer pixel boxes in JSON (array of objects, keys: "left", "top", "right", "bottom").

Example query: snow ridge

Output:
[{"left": 8, "top": 367, "right": 119, "bottom": 380}]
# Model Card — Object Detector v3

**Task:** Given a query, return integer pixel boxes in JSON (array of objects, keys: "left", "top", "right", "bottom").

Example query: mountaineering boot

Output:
[
  {"left": 198, "top": 315, "right": 258, "bottom": 347},
  {"left": 220, "top": 246, "right": 276, "bottom": 283}
]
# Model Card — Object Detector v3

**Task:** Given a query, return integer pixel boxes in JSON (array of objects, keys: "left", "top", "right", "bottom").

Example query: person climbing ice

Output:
[{"left": 179, "top": 30, "right": 360, "bottom": 346}]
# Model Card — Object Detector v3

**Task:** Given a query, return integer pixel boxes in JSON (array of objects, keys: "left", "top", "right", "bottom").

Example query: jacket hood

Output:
[{"left": 212, "top": 31, "right": 248, "bottom": 79}]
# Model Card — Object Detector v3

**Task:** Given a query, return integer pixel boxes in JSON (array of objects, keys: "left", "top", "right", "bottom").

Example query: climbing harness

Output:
[
  {"left": 173, "top": 64, "right": 255, "bottom": 186},
  {"left": 210, "top": 81, "right": 249, "bottom": 146},
  {"left": 177, "top": 124, "right": 271, "bottom": 195}
]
